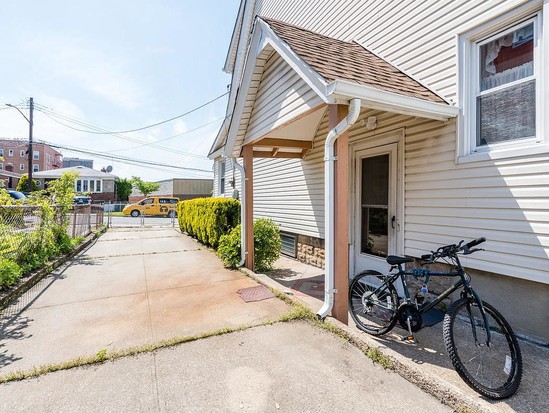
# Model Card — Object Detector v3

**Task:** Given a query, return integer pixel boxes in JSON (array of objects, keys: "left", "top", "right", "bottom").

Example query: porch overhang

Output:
[
  {"left": 212, "top": 17, "right": 460, "bottom": 160},
  {"left": 327, "top": 80, "right": 459, "bottom": 122}
]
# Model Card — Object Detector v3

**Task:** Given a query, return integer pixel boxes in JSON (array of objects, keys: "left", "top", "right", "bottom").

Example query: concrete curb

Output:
[
  {"left": 240, "top": 267, "right": 499, "bottom": 413},
  {"left": 0, "top": 226, "right": 107, "bottom": 311}
]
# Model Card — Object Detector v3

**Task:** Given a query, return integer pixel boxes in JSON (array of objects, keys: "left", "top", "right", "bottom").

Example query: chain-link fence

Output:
[
  {"left": 0, "top": 206, "right": 43, "bottom": 262},
  {"left": 69, "top": 205, "right": 105, "bottom": 238},
  {"left": 0, "top": 204, "right": 104, "bottom": 264}
]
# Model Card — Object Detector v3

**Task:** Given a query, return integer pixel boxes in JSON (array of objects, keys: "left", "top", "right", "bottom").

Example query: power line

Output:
[
  {"left": 42, "top": 141, "right": 213, "bottom": 174},
  {"left": 35, "top": 92, "right": 228, "bottom": 135},
  {"left": 110, "top": 116, "right": 225, "bottom": 152},
  {"left": 36, "top": 109, "right": 211, "bottom": 160}
]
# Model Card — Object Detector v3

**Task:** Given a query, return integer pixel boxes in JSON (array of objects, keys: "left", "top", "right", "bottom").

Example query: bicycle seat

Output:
[{"left": 386, "top": 255, "right": 414, "bottom": 265}]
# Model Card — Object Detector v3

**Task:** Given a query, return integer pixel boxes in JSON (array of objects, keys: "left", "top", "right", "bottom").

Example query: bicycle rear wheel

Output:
[
  {"left": 349, "top": 271, "right": 398, "bottom": 336},
  {"left": 443, "top": 298, "right": 522, "bottom": 399}
]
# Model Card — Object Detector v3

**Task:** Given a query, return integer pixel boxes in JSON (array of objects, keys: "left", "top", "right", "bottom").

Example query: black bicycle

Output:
[{"left": 349, "top": 237, "right": 522, "bottom": 399}]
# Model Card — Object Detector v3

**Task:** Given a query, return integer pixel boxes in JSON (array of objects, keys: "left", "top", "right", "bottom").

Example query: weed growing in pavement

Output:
[
  {"left": 363, "top": 348, "right": 393, "bottom": 370},
  {"left": 95, "top": 349, "right": 108, "bottom": 361}
]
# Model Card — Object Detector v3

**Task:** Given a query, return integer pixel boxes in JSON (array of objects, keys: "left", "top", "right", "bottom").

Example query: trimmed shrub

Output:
[
  {"left": 178, "top": 197, "right": 240, "bottom": 248},
  {"left": 253, "top": 218, "right": 281, "bottom": 271},
  {"left": 217, "top": 224, "right": 242, "bottom": 269},
  {"left": 217, "top": 218, "right": 281, "bottom": 272},
  {"left": 0, "top": 258, "right": 23, "bottom": 290}
]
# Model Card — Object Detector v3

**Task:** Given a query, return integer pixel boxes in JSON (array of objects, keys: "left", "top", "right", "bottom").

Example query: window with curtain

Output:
[{"left": 476, "top": 20, "right": 536, "bottom": 147}]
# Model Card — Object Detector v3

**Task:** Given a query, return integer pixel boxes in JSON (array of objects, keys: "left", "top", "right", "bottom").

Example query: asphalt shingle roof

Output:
[{"left": 262, "top": 18, "right": 446, "bottom": 104}]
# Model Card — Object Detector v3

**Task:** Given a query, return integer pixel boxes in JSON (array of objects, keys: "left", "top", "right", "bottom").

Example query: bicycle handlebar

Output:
[
  {"left": 466, "top": 237, "right": 486, "bottom": 250},
  {"left": 421, "top": 237, "right": 486, "bottom": 262}
]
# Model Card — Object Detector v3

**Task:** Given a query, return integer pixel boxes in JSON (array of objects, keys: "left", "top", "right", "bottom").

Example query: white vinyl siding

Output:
[
  {"left": 255, "top": 0, "right": 534, "bottom": 102},
  {"left": 244, "top": 53, "right": 323, "bottom": 145},
  {"left": 253, "top": 118, "right": 327, "bottom": 238},
  {"left": 251, "top": 107, "right": 549, "bottom": 284},
  {"left": 213, "top": 158, "right": 243, "bottom": 198}
]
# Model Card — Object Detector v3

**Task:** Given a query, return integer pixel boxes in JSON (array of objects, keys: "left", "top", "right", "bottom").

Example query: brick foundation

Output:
[{"left": 296, "top": 235, "right": 325, "bottom": 269}]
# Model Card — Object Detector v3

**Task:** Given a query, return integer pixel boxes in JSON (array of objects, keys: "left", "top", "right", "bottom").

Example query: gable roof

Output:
[
  {"left": 32, "top": 166, "right": 118, "bottom": 179},
  {"left": 209, "top": 16, "right": 458, "bottom": 159},
  {"left": 263, "top": 18, "right": 446, "bottom": 104}
]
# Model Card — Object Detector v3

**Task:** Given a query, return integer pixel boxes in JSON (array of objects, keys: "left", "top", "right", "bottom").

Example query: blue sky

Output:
[{"left": 0, "top": 0, "right": 240, "bottom": 181}]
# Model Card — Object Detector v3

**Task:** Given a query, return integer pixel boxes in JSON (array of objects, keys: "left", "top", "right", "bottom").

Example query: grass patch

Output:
[{"left": 0, "top": 297, "right": 314, "bottom": 384}]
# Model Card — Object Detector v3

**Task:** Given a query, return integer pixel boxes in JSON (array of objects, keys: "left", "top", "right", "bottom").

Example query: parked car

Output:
[
  {"left": 122, "top": 197, "right": 179, "bottom": 217},
  {"left": 73, "top": 195, "right": 92, "bottom": 205},
  {"left": 7, "top": 190, "right": 27, "bottom": 200}
]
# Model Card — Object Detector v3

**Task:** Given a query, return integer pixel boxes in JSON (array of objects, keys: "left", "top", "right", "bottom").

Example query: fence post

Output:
[
  {"left": 87, "top": 205, "right": 91, "bottom": 233},
  {"left": 72, "top": 207, "right": 77, "bottom": 238}
]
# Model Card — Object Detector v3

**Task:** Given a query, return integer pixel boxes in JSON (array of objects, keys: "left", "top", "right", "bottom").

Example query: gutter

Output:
[
  {"left": 327, "top": 80, "right": 459, "bottom": 121},
  {"left": 317, "top": 98, "right": 361, "bottom": 319}
]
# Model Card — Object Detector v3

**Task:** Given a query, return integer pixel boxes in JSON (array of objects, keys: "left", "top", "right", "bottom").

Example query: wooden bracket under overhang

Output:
[{"left": 251, "top": 138, "right": 313, "bottom": 158}]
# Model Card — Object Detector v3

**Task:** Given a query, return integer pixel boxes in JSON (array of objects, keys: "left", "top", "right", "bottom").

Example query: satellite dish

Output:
[{"left": 106, "top": 165, "right": 113, "bottom": 173}]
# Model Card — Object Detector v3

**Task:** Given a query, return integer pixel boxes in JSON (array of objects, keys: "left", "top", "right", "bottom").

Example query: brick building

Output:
[{"left": 0, "top": 138, "right": 62, "bottom": 175}]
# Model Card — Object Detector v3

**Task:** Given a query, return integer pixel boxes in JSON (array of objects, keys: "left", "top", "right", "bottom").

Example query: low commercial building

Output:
[{"left": 129, "top": 178, "right": 213, "bottom": 203}]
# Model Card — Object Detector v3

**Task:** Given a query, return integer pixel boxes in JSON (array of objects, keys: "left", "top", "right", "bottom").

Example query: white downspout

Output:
[
  {"left": 221, "top": 153, "right": 246, "bottom": 267},
  {"left": 232, "top": 159, "right": 246, "bottom": 267},
  {"left": 317, "top": 98, "right": 361, "bottom": 319}
]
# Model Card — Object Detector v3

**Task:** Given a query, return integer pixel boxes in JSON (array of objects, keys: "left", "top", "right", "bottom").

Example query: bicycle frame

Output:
[{"left": 370, "top": 253, "right": 492, "bottom": 345}]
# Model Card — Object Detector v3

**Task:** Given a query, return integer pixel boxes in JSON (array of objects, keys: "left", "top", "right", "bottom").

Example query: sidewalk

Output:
[{"left": 251, "top": 256, "right": 549, "bottom": 413}]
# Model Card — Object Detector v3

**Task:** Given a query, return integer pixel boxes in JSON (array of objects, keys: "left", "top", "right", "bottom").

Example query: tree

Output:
[
  {"left": 46, "top": 171, "right": 79, "bottom": 214},
  {"left": 131, "top": 176, "right": 160, "bottom": 197},
  {"left": 17, "top": 175, "right": 39, "bottom": 192},
  {"left": 116, "top": 178, "right": 133, "bottom": 201}
]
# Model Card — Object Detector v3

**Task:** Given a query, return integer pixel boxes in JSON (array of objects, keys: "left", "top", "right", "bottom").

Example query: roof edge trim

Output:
[{"left": 328, "top": 80, "right": 460, "bottom": 121}]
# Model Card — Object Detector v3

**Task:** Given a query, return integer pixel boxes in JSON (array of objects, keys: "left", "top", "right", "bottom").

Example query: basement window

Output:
[{"left": 280, "top": 232, "right": 297, "bottom": 258}]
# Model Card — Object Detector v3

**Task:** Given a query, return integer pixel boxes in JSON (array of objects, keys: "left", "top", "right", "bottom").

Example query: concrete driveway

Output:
[{"left": 0, "top": 227, "right": 290, "bottom": 375}]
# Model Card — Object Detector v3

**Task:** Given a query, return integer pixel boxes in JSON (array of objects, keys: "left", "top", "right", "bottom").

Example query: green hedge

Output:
[{"left": 178, "top": 197, "right": 240, "bottom": 248}]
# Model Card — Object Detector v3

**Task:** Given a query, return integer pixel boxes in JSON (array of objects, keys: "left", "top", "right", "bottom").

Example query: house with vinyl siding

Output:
[{"left": 209, "top": 0, "right": 549, "bottom": 343}]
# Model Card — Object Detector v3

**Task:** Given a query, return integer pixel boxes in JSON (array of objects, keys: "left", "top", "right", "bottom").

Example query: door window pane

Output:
[{"left": 361, "top": 155, "right": 389, "bottom": 257}]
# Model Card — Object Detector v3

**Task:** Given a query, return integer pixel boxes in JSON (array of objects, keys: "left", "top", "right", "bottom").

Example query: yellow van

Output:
[{"left": 122, "top": 197, "right": 179, "bottom": 217}]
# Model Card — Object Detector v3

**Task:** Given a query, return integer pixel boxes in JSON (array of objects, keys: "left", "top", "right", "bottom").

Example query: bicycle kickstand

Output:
[{"left": 400, "top": 316, "right": 416, "bottom": 343}]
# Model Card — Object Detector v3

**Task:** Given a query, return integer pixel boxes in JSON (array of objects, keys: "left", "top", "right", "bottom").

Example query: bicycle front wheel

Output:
[
  {"left": 443, "top": 298, "right": 522, "bottom": 399},
  {"left": 349, "top": 271, "right": 398, "bottom": 336}
]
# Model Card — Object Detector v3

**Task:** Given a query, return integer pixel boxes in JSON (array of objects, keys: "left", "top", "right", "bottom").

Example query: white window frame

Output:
[
  {"left": 75, "top": 179, "right": 103, "bottom": 193},
  {"left": 19, "top": 163, "right": 25, "bottom": 171},
  {"left": 219, "top": 160, "right": 226, "bottom": 195},
  {"left": 457, "top": 1, "right": 547, "bottom": 163},
  {"left": 20, "top": 150, "right": 25, "bottom": 157},
  {"left": 0, "top": 163, "right": 3, "bottom": 171},
  {"left": 0, "top": 149, "right": 3, "bottom": 157},
  {"left": 33, "top": 164, "right": 39, "bottom": 173},
  {"left": 8, "top": 149, "right": 13, "bottom": 156},
  {"left": 33, "top": 150, "right": 39, "bottom": 160}
]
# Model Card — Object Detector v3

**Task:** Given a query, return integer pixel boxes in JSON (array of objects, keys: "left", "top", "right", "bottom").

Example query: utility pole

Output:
[
  {"left": 28, "top": 97, "right": 34, "bottom": 190},
  {"left": 5, "top": 98, "right": 34, "bottom": 192}
]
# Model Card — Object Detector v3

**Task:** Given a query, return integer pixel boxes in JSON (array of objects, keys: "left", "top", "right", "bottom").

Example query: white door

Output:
[{"left": 353, "top": 143, "right": 399, "bottom": 275}]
